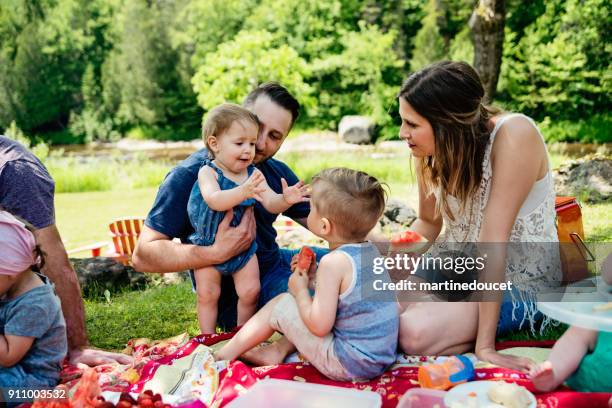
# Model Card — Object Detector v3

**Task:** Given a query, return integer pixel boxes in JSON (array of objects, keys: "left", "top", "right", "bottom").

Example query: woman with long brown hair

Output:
[{"left": 397, "top": 61, "right": 559, "bottom": 370}]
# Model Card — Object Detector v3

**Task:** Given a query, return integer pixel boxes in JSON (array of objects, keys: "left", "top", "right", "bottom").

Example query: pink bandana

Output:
[{"left": 0, "top": 211, "right": 37, "bottom": 276}]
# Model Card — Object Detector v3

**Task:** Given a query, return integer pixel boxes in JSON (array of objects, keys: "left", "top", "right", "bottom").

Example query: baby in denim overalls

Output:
[{"left": 187, "top": 103, "right": 309, "bottom": 334}]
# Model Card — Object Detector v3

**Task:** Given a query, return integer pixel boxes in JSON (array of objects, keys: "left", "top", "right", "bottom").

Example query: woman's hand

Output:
[
  {"left": 281, "top": 178, "right": 310, "bottom": 205},
  {"left": 476, "top": 346, "right": 535, "bottom": 373}
]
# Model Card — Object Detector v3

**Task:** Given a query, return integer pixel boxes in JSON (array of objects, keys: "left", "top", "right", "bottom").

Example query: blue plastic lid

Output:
[{"left": 449, "top": 354, "right": 475, "bottom": 383}]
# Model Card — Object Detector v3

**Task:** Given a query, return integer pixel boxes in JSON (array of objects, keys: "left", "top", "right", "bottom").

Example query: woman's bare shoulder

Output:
[
  {"left": 490, "top": 114, "right": 548, "bottom": 176},
  {"left": 491, "top": 114, "right": 543, "bottom": 153}
]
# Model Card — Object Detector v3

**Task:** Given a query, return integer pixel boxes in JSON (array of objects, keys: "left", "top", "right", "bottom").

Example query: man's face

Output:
[{"left": 246, "top": 95, "right": 293, "bottom": 164}]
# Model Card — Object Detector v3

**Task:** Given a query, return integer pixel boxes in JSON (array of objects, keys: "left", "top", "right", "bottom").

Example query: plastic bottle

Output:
[{"left": 417, "top": 355, "right": 475, "bottom": 390}]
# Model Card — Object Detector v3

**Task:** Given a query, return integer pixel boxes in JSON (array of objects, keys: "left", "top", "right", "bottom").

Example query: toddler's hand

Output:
[
  {"left": 291, "top": 253, "right": 317, "bottom": 280},
  {"left": 241, "top": 170, "right": 266, "bottom": 201},
  {"left": 288, "top": 269, "right": 309, "bottom": 296},
  {"left": 281, "top": 178, "right": 309, "bottom": 205}
]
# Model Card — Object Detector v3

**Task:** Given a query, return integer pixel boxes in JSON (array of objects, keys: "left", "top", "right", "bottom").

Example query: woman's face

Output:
[{"left": 398, "top": 98, "right": 435, "bottom": 157}]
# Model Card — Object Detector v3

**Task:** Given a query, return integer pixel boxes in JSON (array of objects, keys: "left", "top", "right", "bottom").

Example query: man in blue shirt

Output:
[{"left": 133, "top": 83, "right": 325, "bottom": 328}]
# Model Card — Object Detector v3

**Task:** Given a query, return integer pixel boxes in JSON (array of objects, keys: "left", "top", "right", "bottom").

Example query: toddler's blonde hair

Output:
[{"left": 311, "top": 168, "right": 387, "bottom": 241}]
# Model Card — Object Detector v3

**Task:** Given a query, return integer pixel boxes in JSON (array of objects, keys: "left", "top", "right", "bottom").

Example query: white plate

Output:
[{"left": 444, "top": 381, "right": 536, "bottom": 408}]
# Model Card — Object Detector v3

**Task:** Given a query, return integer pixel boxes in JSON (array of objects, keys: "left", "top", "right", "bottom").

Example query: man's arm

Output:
[
  {"left": 34, "top": 225, "right": 132, "bottom": 366},
  {"left": 132, "top": 207, "right": 256, "bottom": 273},
  {"left": 34, "top": 224, "right": 88, "bottom": 351}
]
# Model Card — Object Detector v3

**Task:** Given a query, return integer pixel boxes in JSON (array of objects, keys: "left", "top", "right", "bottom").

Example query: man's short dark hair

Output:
[{"left": 243, "top": 82, "right": 300, "bottom": 125}]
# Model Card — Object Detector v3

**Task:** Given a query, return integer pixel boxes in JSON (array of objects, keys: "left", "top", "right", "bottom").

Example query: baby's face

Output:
[{"left": 213, "top": 120, "right": 258, "bottom": 173}]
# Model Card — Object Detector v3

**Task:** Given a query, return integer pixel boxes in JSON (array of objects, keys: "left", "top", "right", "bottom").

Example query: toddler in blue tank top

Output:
[
  {"left": 187, "top": 104, "right": 309, "bottom": 334},
  {"left": 215, "top": 168, "right": 399, "bottom": 381}
]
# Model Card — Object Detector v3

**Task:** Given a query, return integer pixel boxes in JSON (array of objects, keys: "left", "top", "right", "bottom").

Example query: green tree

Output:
[
  {"left": 311, "top": 23, "right": 404, "bottom": 129},
  {"left": 0, "top": 0, "right": 91, "bottom": 132},
  {"left": 469, "top": 0, "right": 506, "bottom": 101},
  {"left": 499, "top": 0, "right": 611, "bottom": 119},
  {"left": 245, "top": 0, "right": 347, "bottom": 61},
  {"left": 99, "top": 0, "right": 199, "bottom": 133},
  {"left": 173, "top": 0, "right": 258, "bottom": 70},
  {"left": 410, "top": 0, "right": 449, "bottom": 71},
  {"left": 191, "top": 30, "right": 312, "bottom": 116}
]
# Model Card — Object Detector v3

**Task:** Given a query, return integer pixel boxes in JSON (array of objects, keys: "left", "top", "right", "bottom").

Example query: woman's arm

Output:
[
  {"left": 289, "top": 253, "right": 346, "bottom": 337},
  {"left": 476, "top": 117, "right": 548, "bottom": 371},
  {"left": 0, "top": 334, "right": 34, "bottom": 367},
  {"left": 411, "top": 161, "right": 443, "bottom": 243},
  {"left": 199, "top": 166, "right": 265, "bottom": 211}
]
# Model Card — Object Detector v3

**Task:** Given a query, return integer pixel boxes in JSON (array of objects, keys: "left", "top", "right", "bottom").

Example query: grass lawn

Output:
[
  {"left": 85, "top": 281, "right": 200, "bottom": 350},
  {"left": 52, "top": 150, "right": 610, "bottom": 350},
  {"left": 56, "top": 188, "right": 158, "bottom": 255},
  {"left": 62, "top": 185, "right": 610, "bottom": 350}
]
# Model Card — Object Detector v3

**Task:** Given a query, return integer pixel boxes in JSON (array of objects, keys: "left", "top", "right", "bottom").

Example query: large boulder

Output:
[
  {"left": 338, "top": 116, "right": 375, "bottom": 145},
  {"left": 554, "top": 154, "right": 611, "bottom": 203},
  {"left": 379, "top": 198, "right": 417, "bottom": 230},
  {"left": 70, "top": 257, "right": 147, "bottom": 294}
]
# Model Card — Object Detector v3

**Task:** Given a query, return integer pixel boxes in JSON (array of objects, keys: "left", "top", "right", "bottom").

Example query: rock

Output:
[
  {"left": 338, "top": 116, "right": 375, "bottom": 145},
  {"left": 160, "top": 271, "right": 190, "bottom": 285},
  {"left": 380, "top": 198, "right": 417, "bottom": 228},
  {"left": 553, "top": 154, "right": 611, "bottom": 203},
  {"left": 70, "top": 257, "right": 149, "bottom": 294},
  {"left": 275, "top": 228, "right": 326, "bottom": 250}
]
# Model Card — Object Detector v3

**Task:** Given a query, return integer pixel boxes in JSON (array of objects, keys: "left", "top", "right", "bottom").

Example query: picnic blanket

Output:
[{"left": 59, "top": 332, "right": 612, "bottom": 408}]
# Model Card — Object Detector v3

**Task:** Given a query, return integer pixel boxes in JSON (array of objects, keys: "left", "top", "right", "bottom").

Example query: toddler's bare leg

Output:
[
  {"left": 241, "top": 336, "right": 297, "bottom": 366},
  {"left": 194, "top": 266, "right": 222, "bottom": 334},
  {"left": 233, "top": 256, "right": 260, "bottom": 326},
  {"left": 530, "top": 326, "right": 598, "bottom": 392},
  {"left": 214, "top": 294, "right": 282, "bottom": 361}
]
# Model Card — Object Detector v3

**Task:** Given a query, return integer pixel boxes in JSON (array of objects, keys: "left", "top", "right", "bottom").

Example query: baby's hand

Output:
[
  {"left": 241, "top": 170, "right": 266, "bottom": 201},
  {"left": 281, "top": 178, "right": 309, "bottom": 205}
]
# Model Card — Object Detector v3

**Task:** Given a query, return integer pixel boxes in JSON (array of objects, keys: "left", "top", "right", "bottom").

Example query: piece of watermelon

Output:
[
  {"left": 296, "top": 245, "right": 315, "bottom": 272},
  {"left": 390, "top": 230, "right": 426, "bottom": 244}
]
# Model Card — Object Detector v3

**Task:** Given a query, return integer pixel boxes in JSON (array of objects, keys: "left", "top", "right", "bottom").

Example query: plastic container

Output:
[
  {"left": 396, "top": 388, "right": 447, "bottom": 408},
  {"left": 226, "top": 379, "right": 381, "bottom": 408},
  {"left": 417, "top": 355, "right": 474, "bottom": 391}
]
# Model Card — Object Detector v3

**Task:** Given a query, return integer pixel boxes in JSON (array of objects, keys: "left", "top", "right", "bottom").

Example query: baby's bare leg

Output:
[
  {"left": 530, "top": 326, "right": 598, "bottom": 392},
  {"left": 233, "top": 256, "right": 260, "bottom": 326},
  {"left": 194, "top": 266, "right": 222, "bottom": 334},
  {"left": 214, "top": 294, "right": 282, "bottom": 361}
]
